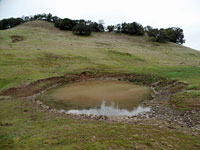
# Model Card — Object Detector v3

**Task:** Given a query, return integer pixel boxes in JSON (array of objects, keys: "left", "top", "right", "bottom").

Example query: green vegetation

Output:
[
  {"left": 0, "top": 98, "right": 200, "bottom": 150},
  {"left": 54, "top": 18, "right": 76, "bottom": 30},
  {"left": 1, "top": 13, "right": 185, "bottom": 44},
  {"left": 0, "top": 17, "right": 24, "bottom": 30},
  {"left": 119, "top": 22, "right": 145, "bottom": 35},
  {"left": 146, "top": 26, "right": 185, "bottom": 44},
  {"left": 0, "top": 21, "right": 200, "bottom": 149},
  {"left": 72, "top": 22, "right": 92, "bottom": 36},
  {"left": 107, "top": 25, "right": 115, "bottom": 32},
  {"left": 107, "top": 22, "right": 145, "bottom": 35}
]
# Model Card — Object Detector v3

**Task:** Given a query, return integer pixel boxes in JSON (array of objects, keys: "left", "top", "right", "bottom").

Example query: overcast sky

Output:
[{"left": 0, "top": 0, "right": 200, "bottom": 50}]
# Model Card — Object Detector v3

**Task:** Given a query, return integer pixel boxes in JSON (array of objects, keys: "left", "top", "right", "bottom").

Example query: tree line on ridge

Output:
[{"left": 0, "top": 13, "right": 185, "bottom": 44}]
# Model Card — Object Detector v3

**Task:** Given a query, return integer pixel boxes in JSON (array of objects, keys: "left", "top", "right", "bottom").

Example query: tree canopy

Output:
[
  {"left": 107, "top": 25, "right": 114, "bottom": 32},
  {"left": 146, "top": 26, "right": 185, "bottom": 44},
  {"left": 72, "top": 23, "right": 92, "bottom": 36},
  {"left": 0, "top": 17, "right": 24, "bottom": 30},
  {"left": 121, "top": 22, "right": 144, "bottom": 36},
  {"left": 54, "top": 18, "right": 76, "bottom": 30},
  {"left": 165, "top": 27, "right": 185, "bottom": 44}
]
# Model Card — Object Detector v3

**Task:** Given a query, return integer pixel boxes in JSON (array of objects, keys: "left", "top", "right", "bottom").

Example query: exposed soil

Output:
[
  {"left": 1, "top": 72, "right": 200, "bottom": 134},
  {"left": 0, "top": 76, "right": 67, "bottom": 97},
  {"left": 10, "top": 35, "right": 24, "bottom": 43}
]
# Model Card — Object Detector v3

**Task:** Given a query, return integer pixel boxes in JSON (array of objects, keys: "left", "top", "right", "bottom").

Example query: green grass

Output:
[
  {"left": 0, "top": 98, "right": 199, "bottom": 150},
  {"left": 188, "top": 85, "right": 200, "bottom": 90},
  {"left": 0, "top": 21, "right": 200, "bottom": 92},
  {"left": 0, "top": 20, "right": 200, "bottom": 149}
]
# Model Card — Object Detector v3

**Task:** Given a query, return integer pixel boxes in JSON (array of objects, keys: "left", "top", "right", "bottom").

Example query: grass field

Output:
[{"left": 0, "top": 21, "right": 200, "bottom": 149}]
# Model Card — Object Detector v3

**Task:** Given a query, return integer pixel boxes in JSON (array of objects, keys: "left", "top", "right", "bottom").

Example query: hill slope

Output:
[
  {"left": 0, "top": 21, "right": 200, "bottom": 90},
  {"left": 0, "top": 21, "right": 200, "bottom": 149}
]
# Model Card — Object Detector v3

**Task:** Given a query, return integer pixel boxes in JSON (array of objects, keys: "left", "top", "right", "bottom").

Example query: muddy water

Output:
[{"left": 48, "top": 80, "right": 152, "bottom": 116}]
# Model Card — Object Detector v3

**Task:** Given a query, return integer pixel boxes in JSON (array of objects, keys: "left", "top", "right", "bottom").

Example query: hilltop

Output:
[{"left": 0, "top": 21, "right": 200, "bottom": 149}]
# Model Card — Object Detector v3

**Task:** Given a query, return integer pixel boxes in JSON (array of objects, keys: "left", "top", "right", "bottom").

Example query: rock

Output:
[
  {"left": 36, "top": 100, "right": 43, "bottom": 105},
  {"left": 59, "top": 109, "right": 66, "bottom": 113}
]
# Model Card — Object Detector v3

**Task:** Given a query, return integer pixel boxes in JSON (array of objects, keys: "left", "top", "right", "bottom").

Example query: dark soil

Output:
[{"left": 10, "top": 35, "right": 24, "bottom": 43}]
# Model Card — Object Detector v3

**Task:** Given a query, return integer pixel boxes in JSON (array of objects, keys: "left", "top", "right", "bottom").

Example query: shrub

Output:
[
  {"left": 147, "top": 28, "right": 168, "bottom": 43},
  {"left": 90, "top": 22, "right": 104, "bottom": 32},
  {"left": 165, "top": 27, "right": 185, "bottom": 44},
  {"left": 122, "top": 22, "right": 144, "bottom": 35},
  {"left": 54, "top": 18, "right": 76, "bottom": 30},
  {"left": 107, "top": 25, "right": 114, "bottom": 32},
  {"left": 72, "top": 23, "right": 92, "bottom": 36},
  {"left": 147, "top": 28, "right": 159, "bottom": 37},
  {"left": 115, "top": 22, "right": 144, "bottom": 36},
  {"left": 155, "top": 29, "right": 168, "bottom": 43},
  {"left": 147, "top": 27, "right": 185, "bottom": 44}
]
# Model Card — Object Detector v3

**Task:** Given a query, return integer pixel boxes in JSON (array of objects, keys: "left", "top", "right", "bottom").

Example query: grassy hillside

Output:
[
  {"left": 0, "top": 21, "right": 200, "bottom": 149},
  {"left": 1, "top": 21, "right": 200, "bottom": 91}
]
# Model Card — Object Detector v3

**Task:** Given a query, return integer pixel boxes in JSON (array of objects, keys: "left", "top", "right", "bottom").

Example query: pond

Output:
[{"left": 39, "top": 80, "right": 152, "bottom": 116}]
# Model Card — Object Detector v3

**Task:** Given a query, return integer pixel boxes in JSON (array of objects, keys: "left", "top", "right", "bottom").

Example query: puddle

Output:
[
  {"left": 67, "top": 100, "right": 150, "bottom": 116},
  {"left": 40, "top": 80, "right": 152, "bottom": 116}
]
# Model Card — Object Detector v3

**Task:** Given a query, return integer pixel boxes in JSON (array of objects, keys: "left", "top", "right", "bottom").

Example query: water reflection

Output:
[{"left": 67, "top": 100, "right": 150, "bottom": 116}]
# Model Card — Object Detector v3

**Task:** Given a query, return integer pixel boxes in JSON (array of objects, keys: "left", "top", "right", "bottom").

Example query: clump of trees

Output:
[
  {"left": 72, "top": 22, "right": 92, "bottom": 36},
  {"left": 0, "top": 17, "right": 24, "bottom": 30},
  {"left": 145, "top": 26, "right": 185, "bottom": 44},
  {"left": 54, "top": 18, "right": 76, "bottom": 30},
  {"left": 107, "top": 25, "right": 114, "bottom": 32},
  {"left": 120, "top": 22, "right": 144, "bottom": 35},
  {"left": 0, "top": 13, "right": 185, "bottom": 44},
  {"left": 54, "top": 18, "right": 104, "bottom": 34},
  {"left": 106, "top": 22, "right": 144, "bottom": 36},
  {"left": 90, "top": 22, "right": 104, "bottom": 32},
  {"left": 165, "top": 27, "right": 185, "bottom": 44}
]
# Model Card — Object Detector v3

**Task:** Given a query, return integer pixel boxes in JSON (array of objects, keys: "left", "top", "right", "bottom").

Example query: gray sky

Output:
[{"left": 0, "top": 0, "right": 200, "bottom": 50}]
